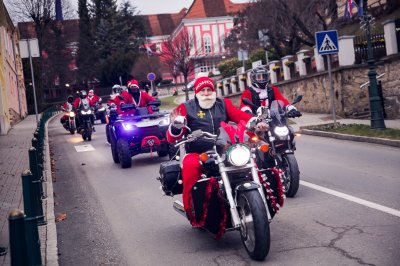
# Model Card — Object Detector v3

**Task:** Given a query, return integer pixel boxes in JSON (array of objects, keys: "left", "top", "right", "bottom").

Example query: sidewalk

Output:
[{"left": 0, "top": 114, "right": 57, "bottom": 266}]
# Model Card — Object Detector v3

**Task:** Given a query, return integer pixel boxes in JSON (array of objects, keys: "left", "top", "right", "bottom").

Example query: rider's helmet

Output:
[
  {"left": 80, "top": 90, "right": 88, "bottom": 99},
  {"left": 112, "top": 84, "right": 121, "bottom": 94},
  {"left": 88, "top": 89, "right": 94, "bottom": 97},
  {"left": 67, "top": 95, "right": 74, "bottom": 103},
  {"left": 250, "top": 66, "right": 270, "bottom": 90},
  {"left": 127, "top": 79, "right": 140, "bottom": 94}
]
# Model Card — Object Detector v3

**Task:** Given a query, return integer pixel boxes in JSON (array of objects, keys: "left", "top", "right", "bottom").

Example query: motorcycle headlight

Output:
[
  {"left": 274, "top": 126, "right": 289, "bottom": 138},
  {"left": 122, "top": 122, "right": 137, "bottom": 131},
  {"left": 226, "top": 144, "right": 251, "bottom": 167},
  {"left": 99, "top": 107, "right": 105, "bottom": 112},
  {"left": 69, "top": 111, "right": 75, "bottom": 117},
  {"left": 158, "top": 116, "right": 170, "bottom": 126},
  {"left": 87, "top": 109, "right": 92, "bottom": 115}
]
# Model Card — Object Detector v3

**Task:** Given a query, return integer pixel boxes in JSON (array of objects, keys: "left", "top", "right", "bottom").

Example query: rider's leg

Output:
[{"left": 181, "top": 153, "right": 201, "bottom": 213}]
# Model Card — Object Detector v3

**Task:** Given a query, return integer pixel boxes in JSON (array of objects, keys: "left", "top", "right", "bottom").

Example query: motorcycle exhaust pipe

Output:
[{"left": 173, "top": 200, "right": 186, "bottom": 218}]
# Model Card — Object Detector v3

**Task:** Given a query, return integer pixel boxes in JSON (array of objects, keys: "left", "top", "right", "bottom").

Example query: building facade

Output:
[
  {"left": 0, "top": 0, "right": 27, "bottom": 134},
  {"left": 143, "top": 0, "right": 249, "bottom": 83}
]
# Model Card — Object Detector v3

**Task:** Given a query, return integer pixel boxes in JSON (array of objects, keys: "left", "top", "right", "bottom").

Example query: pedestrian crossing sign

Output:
[{"left": 315, "top": 30, "right": 339, "bottom": 55}]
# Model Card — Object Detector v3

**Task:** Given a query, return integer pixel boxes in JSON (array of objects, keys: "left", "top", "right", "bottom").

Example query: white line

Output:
[{"left": 300, "top": 180, "right": 400, "bottom": 218}]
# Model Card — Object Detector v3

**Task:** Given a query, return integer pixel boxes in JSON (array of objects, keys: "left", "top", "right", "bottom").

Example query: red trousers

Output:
[{"left": 181, "top": 153, "right": 202, "bottom": 212}]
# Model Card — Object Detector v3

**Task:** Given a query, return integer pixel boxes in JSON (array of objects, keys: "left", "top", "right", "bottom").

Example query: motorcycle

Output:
[
  {"left": 94, "top": 99, "right": 107, "bottom": 124},
  {"left": 77, "top": 103, "right": 94, "bottom": 141},
  {"left": 157, "top": 122, "right": 285, "bottom": 261},
  {"left": 108, "top": 99, "right": 170, "bottom": 168},
  {"left": 61, "top": 104, "right": 76, "bottom": 134},
  {"left": 242, "top": 95, "right": 302, "bottom": 197}
]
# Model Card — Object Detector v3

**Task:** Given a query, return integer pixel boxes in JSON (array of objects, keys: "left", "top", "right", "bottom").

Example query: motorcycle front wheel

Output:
[
  {"left": 110, "top": 134, "right": 119, "bottom": 163},
  {"left": 238, "top": 190, "right": 270, "bottom": 261},
  {"left": 282, "top": 154, "right": 300, "bottom": 197}
]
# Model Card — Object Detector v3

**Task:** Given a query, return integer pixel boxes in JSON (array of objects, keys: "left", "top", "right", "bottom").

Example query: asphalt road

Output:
[{"left": 49, "top": 118, "right": 400, "bottom": 266}]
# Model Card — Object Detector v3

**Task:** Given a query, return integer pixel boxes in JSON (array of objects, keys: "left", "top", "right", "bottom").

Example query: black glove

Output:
[{"left": 287, "top": 109, "right": 302, "bottom": 118}]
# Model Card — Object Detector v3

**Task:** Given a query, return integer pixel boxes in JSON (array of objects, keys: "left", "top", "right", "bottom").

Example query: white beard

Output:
[{"left": 196, "top": 92, "right": 217, "bottom": 109}]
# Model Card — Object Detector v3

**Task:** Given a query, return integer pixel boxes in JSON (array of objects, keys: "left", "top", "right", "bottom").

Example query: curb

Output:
[
  {"left": 40, "top": 113, "right": 60, "bottom": 266},
  {"left": 300, "top": 128, "right": 400, "bottom": 148}
]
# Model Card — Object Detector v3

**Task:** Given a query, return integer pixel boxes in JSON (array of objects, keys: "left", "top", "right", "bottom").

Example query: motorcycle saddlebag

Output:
[{"left": 159, "top": 161, "right": 182, "bottom": 196}]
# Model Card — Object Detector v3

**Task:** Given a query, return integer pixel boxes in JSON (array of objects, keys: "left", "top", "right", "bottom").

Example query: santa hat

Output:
[
  {"left": 127, "top": 79, "right": 139, "bottom": 88},
  {"left": 194, "top": 77, "right": 215, "bottom": 94}
]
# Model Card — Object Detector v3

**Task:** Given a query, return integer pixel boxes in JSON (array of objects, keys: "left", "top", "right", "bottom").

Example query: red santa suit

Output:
[
  {"left": 166, "top": 77, "right": 253, "bottom": 226},
  {"left": 240, "top": 85, "right": 289, "bottom": 113},
  {"left": 114, "top": 90, "right": 155, "bottom": 115}
]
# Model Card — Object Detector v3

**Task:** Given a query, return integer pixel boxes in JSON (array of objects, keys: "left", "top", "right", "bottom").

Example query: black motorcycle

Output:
[
  {"left": 158, "top": 123, "right": 284, "bottom": 261},
  {"left": 94, "top": 99, "right": 107, "bottom": 124},
  {"left": 61, "top": 104, "right": 76, "bottom": 134},
  {"left": 77, "top": 103, "right": 94, "bottom": 141},
  {"left": 243, "top": 95, "right": 302, "bottom": 197}
]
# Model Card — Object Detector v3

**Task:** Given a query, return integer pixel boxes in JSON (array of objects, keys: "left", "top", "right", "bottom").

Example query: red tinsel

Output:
[
  {"left": 258, "top": 167, "right": 285, "bottom": 213},
  {"left": 185, "top": 178, "right": 227, "bottom": 239}
]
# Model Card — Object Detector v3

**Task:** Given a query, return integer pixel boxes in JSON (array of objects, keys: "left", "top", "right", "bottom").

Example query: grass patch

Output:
[
  {"left": 160, "top": 96, "right": 178, "bottom": 110},
  {"left": 307, "top": 123, "right": 400, "bottom": 140}
]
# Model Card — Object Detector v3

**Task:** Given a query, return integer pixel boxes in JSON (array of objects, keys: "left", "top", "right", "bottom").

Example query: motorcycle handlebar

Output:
[{"left": 174, "top": 130, "right": 217, "bottom": 148}]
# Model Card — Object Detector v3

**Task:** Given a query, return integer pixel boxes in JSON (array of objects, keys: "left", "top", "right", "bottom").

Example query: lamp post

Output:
[{"left": 361, "top": 0, "right": 386, "bottom": 129}]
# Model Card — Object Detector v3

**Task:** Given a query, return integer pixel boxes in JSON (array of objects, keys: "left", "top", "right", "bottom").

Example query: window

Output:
[{"left": 203, "top": 34, "right": 212, "bottom": 54}]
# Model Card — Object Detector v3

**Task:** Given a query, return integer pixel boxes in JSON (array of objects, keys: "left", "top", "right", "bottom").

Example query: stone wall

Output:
[{"left": 225, "top": 55, "right": 400, "bottom": 119}]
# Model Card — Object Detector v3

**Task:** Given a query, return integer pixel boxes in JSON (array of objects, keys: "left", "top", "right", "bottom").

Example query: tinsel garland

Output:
[
  {"left": 186, "top": 178, "right": 227, "bottom": 239},
  {"left": 259, "top": 167, "right": 285, "bottom": 213}
]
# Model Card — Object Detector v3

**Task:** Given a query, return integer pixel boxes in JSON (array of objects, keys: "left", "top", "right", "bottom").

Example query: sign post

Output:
[
  {"left": 19, "top": 39, "right": 40, "bottom": 123},
  {"left": 147, "top": 72, "right": 156, "bottom": 93},
  {"left": 315, "top": 30, "right": 339, "bottom": 126}
]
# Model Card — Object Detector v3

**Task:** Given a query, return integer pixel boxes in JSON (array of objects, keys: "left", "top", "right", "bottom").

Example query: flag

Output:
[
  {"left": 344, "top": 0, "right": 358, "bottom": 19},
  {"left": 357, "top": 0, "right": 364, "bottom": 16}
]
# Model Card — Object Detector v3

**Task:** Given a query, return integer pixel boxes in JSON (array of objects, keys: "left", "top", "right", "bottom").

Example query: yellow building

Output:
[{"left": 0, "top": 0, "right": 27, "bottom": 134}]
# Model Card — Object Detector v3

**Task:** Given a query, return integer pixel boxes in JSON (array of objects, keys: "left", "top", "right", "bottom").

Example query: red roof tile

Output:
[
  {"left": 185, "top": 0, "right": 249, "bottom": 19},
  {"left": 141, "top": 8, "right": 187, "bottom": 36}
]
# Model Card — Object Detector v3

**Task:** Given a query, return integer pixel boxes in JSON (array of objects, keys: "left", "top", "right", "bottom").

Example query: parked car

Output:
[{"left": 182, "top": 80, "right": 195, "bottom": 92}]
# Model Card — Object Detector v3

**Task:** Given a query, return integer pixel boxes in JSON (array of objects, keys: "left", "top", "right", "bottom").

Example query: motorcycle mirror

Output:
[
  {"left": 292, "top": 95, "right": 303, "bottom": 105},
  {"left": 242, "top": 98, "right": 257, "bottom": 109},
  {"left": 152, "top": 91, "right": 158, "bottom": 97}
]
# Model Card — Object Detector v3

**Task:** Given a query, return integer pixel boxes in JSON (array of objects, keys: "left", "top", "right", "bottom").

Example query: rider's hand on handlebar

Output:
[
  {"left": 287, "top": 105, "right": 302, "bottom": 118},
  {"left": 255, "top": 121, "right": 269, "bottom": 132}
]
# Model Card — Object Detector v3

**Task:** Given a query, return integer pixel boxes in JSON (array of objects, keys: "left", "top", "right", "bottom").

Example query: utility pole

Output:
[{"left": 361, "top": 0, "right": 386, "bottom": 129}]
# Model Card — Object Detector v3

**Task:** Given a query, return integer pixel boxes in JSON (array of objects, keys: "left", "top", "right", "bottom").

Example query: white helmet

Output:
[{"left": 112, "top": 84, "right": 122, "bottom": 94}]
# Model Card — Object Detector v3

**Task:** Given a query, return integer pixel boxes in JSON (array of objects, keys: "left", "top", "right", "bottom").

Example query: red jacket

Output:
[
  {"left": 87, "top": 95, "right": 101, "bottom": 106},
  {"left": 240, "top": 86, "right": 289, "bottom": 113},
  {"left": 114, "top": 90, "right": 155, "bottom": 115},
  {"left": 167, "top": 98, "right": 252, "bottom": 147}
]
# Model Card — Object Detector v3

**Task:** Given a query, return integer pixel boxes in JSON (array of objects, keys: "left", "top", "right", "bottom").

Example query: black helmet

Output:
[
  {"left": 67, "top": 95, "right": 74, "bottom": 103},
  {"left": 80, "top": 90, "right": 87, "bottom": 99},
  {"left": 250, "top": 66, "right": 270, "bottom": 90}
]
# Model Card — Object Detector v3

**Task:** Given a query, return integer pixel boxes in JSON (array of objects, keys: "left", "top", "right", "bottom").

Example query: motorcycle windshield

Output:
[
  {"left": 216, "top": 121, "right": 250, "bottom": 154},
  {"left": 270, "top": 100, "right": 287, "bottom": 126}
]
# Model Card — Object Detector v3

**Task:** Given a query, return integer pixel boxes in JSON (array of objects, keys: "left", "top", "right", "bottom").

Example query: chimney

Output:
[{"left": 55, "top": 0, "right": 63, "bottom": 21}]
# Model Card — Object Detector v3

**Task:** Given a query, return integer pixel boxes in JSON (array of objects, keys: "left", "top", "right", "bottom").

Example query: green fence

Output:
[{"left": 8, "top": 106, "right": 59, "bottom": 266}]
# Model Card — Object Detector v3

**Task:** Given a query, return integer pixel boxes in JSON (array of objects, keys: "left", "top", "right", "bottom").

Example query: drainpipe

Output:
[{"left": 11, "top": 29, "right": 23, "bottom": 119}]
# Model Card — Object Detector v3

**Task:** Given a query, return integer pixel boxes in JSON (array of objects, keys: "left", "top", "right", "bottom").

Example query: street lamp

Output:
[{"left": 360, "top": 0, "right": 386, "bottom": 129}]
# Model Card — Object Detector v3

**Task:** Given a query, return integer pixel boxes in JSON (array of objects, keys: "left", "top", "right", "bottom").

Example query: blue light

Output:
[{"left": 122, "top": 123, "right": 136, "bottom": 131}]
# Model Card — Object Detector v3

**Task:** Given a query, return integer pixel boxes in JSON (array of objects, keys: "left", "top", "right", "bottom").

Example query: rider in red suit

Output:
[
  {"left": 167, "top": 76, "right": 268, "bottom": 224},
  {"left": 114, "top": 79, "right": 155, "bottom": 115},
  {"left": 87, "top": 89, "right": 102, "bottom": 106},
  {"left": 240, "top": 66, "right": 300, "bottom": 117}
]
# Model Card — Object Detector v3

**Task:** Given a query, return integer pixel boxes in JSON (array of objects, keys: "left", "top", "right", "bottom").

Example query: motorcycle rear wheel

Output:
[
  {"left": 282, "top": 154, "right": 300, "bottom": 198},
  {"left": 117, "top": 139, "right": 132, "bottom": 168},
  {"left": 238, "top": 190, "right": 270, "bottom": 261}
]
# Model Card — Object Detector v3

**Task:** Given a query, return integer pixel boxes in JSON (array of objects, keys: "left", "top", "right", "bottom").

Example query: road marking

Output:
[
  {"left": 300, "top": 180, "right": 400, "bottom": 218},
  {"left": 74, "top": 144, "right": 95, "bottom": 152}
]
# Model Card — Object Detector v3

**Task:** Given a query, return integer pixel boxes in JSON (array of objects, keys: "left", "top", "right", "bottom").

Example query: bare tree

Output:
[
  {"left": 161, "top": 29, "right": 197, "bottom": 101},
  {"left": 131, "top": 55, "right": 162, "bottom": 83},
  {"left": 225, "top": 0, "right": 339, "bottom": 58}
]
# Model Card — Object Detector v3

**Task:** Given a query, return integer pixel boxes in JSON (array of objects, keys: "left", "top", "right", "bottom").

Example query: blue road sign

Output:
[
  {"left": 147, "top": 72, "right": 156, "bottom": 81},
  {"left": 315, "top": 30, "right": 339, "bottom": 55}
]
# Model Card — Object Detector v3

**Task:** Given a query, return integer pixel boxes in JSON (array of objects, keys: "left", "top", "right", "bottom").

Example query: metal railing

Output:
[{"left": 8, "top": 106, "right": 59, "bottom": 266}]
